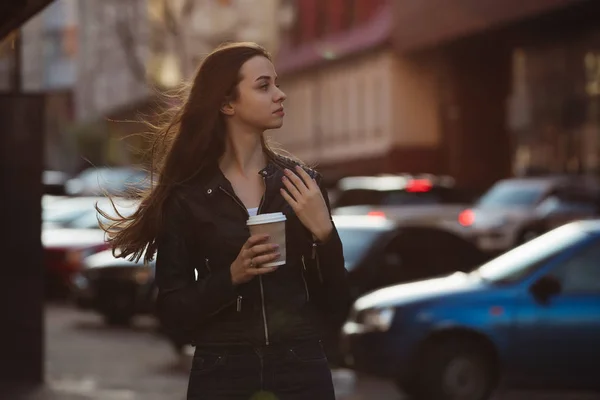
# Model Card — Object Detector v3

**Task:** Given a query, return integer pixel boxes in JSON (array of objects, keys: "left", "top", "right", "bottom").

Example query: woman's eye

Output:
[{"left": 260, "top": 85, "right": 269, "bottom": 91}]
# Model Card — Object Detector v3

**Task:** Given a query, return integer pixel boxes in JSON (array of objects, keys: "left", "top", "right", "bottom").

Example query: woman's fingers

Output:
[
  {"left": 244, "top": 234, "right": 270, "bottom": 250},
  {"left": 280, "top": 187, "right": 298, "bottom": 208},
  {"left": 251, "top": 242, "right": 279, "bottom": 255},
  {"left": 294, "top": 165, "right": 318, "bottom": 190},
  {"left": 282, "top": 175, "right": 302, "bottom": 201},
  {"left": 284, "top": 168, "right": 309, "bottom": 192},
  {"left": 251, "top": 251, "right": 281, "bottom": 267}
]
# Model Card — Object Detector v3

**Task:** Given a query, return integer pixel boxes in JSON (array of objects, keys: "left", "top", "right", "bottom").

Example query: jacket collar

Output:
[{"left": 200, "top": 158, "right": 282, "bottom": 197}]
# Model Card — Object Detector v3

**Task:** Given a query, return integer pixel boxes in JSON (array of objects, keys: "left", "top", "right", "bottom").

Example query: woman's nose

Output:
[{"left": 275, "top": 87, "right": 286, "bottom": 102}]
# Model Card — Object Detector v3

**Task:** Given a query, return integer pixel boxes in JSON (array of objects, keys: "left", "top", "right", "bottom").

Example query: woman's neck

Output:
[{"left": 219, "top": 125, "right": 267, "bottom": 178}]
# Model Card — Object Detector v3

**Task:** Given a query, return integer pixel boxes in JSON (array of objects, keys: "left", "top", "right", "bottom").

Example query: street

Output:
[{"left": 18, "top": 304, "right": 595, "bottom": 400}]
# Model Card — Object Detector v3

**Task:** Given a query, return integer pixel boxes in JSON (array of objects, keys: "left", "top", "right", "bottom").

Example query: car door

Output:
[{"left": 513, "top": 238, "right": 600, "bottom": 389}]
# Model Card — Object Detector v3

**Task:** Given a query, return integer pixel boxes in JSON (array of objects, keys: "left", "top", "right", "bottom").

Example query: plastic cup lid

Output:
[{"left": 247, "top": 212, "right": 287, "bottom": 226}]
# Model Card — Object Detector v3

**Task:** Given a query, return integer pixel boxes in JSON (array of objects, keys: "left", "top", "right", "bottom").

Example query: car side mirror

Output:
[{"left": 530, "top": 275, "right": 561, "bottom": 303}]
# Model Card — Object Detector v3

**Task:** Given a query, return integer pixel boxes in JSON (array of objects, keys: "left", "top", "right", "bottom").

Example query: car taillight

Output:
[
  {"left": 458, "top": 209, "right": 475, "bottom": 227},
  {"left": 406, "top": 179, "right": 432, "bottom": 192},
  {"left": 367, "top": 211, "right": 386, "bottom": 218}
]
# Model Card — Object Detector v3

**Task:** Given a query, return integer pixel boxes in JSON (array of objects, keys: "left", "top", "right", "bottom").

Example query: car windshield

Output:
[
  {"left": 334, "top": 189, "right": 444, "bottom": 208},
  {"left": 476, "top": 181, "right": 547, "bottom": 208},
  {"left": 474, "top": 224, "right": 588, "bottom": 284},
  {"left": 337, "top": 226, "right": 388, "bottom": 270}
]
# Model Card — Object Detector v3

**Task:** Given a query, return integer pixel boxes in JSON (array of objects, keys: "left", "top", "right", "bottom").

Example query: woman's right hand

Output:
[{"left": 230, "top": 234, "right": 280, "bottom": 286}]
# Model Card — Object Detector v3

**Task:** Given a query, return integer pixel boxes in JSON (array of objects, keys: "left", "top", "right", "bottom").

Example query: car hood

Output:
[
  {"left": 354, "top": 272, "right": 486, "bottom": 310},
  {"left": 471, "top": 207, "right": 531, "bottom": 226},
  {"left": 84, "top": 249, "right": 150, "bottom": 269},
  {"left": 42, "top": 228, "right": 107, "bottom": 249}
]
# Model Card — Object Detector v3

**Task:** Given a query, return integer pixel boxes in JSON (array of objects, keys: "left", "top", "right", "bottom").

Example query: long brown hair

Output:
[{"left": 99, "top": 42, "right": 290, "bottom": 264}]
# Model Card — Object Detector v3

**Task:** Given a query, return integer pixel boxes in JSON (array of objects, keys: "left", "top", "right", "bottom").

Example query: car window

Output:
[
  {"left": 553, "top": 240, "right": 600, "bottom": 293},
  {"left": 477, "top": 181, "right": 546, "bottom": 208},
  {"left": 336, "top": 226, "right": 387, "bottom": 270},
  {"left": 381, "top": 228, "right": 485, "bottom": 283},
  {"left": 475, "top": 224, "right": 589, "bottom": 284},
  {"left": 334, "top": 189, "right": 387, "bottom": 208},
  {"left": 381, "top": 191, "right": 442, "bottom": 205}
]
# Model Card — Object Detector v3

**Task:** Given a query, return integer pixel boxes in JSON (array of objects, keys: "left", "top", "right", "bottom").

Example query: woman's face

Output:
[{"left": 229, "top": 56, "right": 287, "bottom": 131}]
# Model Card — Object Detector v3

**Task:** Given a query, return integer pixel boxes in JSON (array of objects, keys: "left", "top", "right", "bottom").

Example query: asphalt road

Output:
[{"left": 26, "top": 304, "right": 599, "bottom": 400}]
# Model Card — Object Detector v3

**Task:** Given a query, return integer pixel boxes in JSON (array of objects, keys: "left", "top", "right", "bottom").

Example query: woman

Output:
[{"left": 102, "top": 42, "right": 350, "bottom": 399}]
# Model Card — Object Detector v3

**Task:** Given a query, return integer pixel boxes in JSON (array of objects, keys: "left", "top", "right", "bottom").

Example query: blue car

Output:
[{"left": 341, "top": 220, "right": 600, "bottom": 400}]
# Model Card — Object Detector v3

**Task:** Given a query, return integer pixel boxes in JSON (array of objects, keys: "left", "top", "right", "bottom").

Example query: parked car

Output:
[
  {"left": 334, "top": 174, "right": 474, "bottom": 209},
  {"left": 460, "top": 175, "right": 600, "bottom": 254},
  {"left": 65, "top": 167, "right": 150, "bottom": 197},
  {"left": 42, "top": 196, "right": 106, "bottom": 229},
  {"left": 73, "top": 250, "right": 156, "bottom": 325},
  {"left": 518, "top": 188, "right": 600, "bottom": 241},
  {"left": 342, "top": 220, "right": 600, "bottom": 400},
  {"left": 333, "top": 175, "right": 476, "bottom": 238},
  {"left": 43, "top": 198, "right": 138, "bottom": 298},
  {"left": 334, "top": 215, "right": 486, "bottom": 300},
  {"left": 324, "top": 215, "right": 486, "bottom": 363}
]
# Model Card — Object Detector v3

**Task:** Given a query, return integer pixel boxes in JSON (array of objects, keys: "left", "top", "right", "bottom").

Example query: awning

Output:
[{"left": 0, "top": 0, "right": 55, "bottom": 40}]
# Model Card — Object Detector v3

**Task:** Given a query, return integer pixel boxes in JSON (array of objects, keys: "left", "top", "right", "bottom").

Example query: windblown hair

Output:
[{"left": 98, "top": 42, "right": 293, "bottom": 264}]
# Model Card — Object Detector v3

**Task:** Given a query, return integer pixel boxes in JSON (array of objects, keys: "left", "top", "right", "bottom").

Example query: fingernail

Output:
[
  {"left": 282, "top": 176, "right": 287, "bottom": 181},
  {"left": 284, "top": 169, "right": 290, "bottom": 174},
  {"left": 272, "top": 244, "right": 279, "bottom": 249}
]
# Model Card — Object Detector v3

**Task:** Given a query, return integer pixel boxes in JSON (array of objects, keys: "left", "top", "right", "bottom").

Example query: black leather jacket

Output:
[{"left": 155, "top": 156, "right": 351, "bottom": 346}]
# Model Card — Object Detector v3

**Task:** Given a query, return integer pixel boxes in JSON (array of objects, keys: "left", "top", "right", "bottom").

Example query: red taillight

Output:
[
  {"left": 406, "top": 179, "right": 432, "bottom": 192},
  {"left": 367, "top": 211, "right": 386, "bottom": 218},
  {"left": 458, "top": 209, "right": 475, "bottom": 226}
]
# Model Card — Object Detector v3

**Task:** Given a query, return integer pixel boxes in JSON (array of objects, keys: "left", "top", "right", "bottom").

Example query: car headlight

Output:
[{"left": 356, "top": 307, "right": 395, "bottom": 332}]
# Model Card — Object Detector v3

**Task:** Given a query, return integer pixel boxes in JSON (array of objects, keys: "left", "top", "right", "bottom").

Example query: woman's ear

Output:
[{"left": 220, "top": 101, "right": 235, "bottom": 116}]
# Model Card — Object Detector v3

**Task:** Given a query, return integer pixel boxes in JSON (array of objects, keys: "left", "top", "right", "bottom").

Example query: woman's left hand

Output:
[{"left": 280, "top": 166, "right": 333, "bottom": 242}]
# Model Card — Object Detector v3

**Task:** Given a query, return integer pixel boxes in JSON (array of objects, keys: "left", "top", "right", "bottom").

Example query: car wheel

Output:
[{"left": 413, "top": 338, "right": 496, "bottom": 400}]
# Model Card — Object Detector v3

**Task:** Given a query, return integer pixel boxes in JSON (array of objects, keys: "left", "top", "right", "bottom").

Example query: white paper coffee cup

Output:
[{"left": 246, "top": 212, "right": 286, "bottom": 267}]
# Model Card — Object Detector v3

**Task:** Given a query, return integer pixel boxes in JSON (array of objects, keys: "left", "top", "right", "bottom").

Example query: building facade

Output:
[{"left": 276, "top": 0, "right": 599, "bottom": 190}]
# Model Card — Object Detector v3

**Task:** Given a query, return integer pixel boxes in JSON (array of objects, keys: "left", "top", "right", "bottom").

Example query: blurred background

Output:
[{"left": 2, "top": 0, "right": 600, "bottom": 399}]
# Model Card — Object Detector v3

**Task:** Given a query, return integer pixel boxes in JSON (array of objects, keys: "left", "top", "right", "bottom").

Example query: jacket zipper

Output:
[
  {"left": 236, "top": 295, "right": 243, "bottom": 312},
  {"left": 301, "top": 255, "right": 310, "bottom": 301},
  {"left": 219, "top": 183, "right": 270, "bottom": 345},
  {"left": 257, "top": 176, "right": 269, "bottom": 345}
]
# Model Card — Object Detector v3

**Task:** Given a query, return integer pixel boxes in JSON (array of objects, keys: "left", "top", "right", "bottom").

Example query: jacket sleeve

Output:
[
  {"left": 305, "top": 175, "right": 352, "bottom": 329},
  {"left": 155, "top": 194, "right": 237, "bottom": 338}
]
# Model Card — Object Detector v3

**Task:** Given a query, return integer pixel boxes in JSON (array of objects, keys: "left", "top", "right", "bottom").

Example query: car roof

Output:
[
  {"left": 337, "top": 174, "right": 455, "bottom": 191},
  {"left": 495, "top": 175, "right": 598, "bottom": 188},
  {"left": 332, "top": 215, "right": 397, "bottom": 230},
  {"left": 575, "top": 219, "right": 600, "bottom": 233}
]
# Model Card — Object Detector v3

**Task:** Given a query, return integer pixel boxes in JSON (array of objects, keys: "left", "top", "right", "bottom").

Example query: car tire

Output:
[{"left": 412, "top": 337, "right": 496, "bottom": 400}]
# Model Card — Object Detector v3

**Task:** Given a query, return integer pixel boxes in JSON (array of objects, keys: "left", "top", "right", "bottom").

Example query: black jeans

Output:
[{"left": 187, "top": 340, "right": 335, "bottom": 400}]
